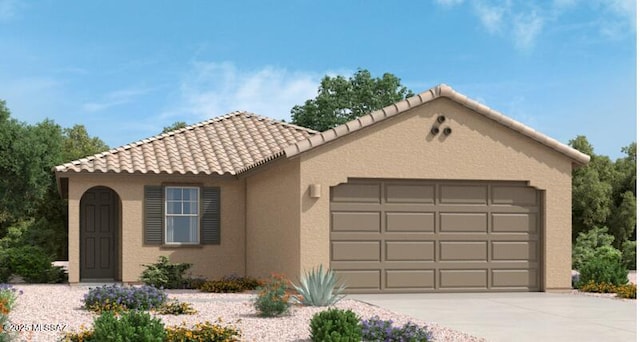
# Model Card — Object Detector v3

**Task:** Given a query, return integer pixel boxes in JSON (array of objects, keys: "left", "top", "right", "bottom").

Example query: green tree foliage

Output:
[
  {"left": 162, "top": 121, "right": 187, "bottom": 133},
  {"left": 0, "top": 102, "right": 64, "bottom": 233},
  {"left": 0, "top": 100, "right": 108, "bottom": 260},
  {"left": 570, "top": 136, "right": 636, "bottom": 246},
  {"left": 290, "top": 69, "right": 414, "bottom": 132},
  {"left": 62, "top": 125, "right": 109, "bottom": 161}
]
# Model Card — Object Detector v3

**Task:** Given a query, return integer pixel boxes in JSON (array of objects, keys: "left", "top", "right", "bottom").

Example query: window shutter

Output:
[
  {"left": 201, "top": 187, "right": 220, "bottom": 244},
  {"left": 144, "top": 185, "right": 163, "bottom": 245}
]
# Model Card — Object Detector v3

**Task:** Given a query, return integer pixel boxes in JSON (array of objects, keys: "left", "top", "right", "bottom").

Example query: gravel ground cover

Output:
[{"left": 7, "top": 285, "right": 485, "bottom": 342}]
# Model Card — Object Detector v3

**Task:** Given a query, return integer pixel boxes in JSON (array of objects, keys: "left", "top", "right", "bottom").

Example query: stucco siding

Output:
[
  {"left": 298, "top": 98, "right": 574, "bottom": 290},
  {"left": 245, "top": 158, "right": 300, "bottom": 280},
  {"left": 67, "top": 173, "right": 245, "bottom": 283}
]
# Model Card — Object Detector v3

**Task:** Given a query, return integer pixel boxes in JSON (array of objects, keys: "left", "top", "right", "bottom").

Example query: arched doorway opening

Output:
[{"left": 80, "top": 186, "right": 120, "bottom": 281}]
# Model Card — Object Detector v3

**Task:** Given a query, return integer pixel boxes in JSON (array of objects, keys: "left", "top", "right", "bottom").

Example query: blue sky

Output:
[{"left": 0, "top": 0, "right": 636, "bottom": 158}]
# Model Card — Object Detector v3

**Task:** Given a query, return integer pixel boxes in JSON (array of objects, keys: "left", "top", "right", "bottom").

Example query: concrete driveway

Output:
[{"left": 349, "top": 293, "right": 636, "bottom": 342}]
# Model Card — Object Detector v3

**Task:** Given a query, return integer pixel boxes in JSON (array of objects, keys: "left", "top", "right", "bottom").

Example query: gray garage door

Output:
[{"left": 330, "top": 179, "right": 541, "bottom": 293}]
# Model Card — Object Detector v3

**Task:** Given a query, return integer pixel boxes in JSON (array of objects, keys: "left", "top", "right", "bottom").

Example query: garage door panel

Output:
[
  {"left": 385, "top": 184, "right": 435, "bottom": 203},
  {"left": 332, "top": 183, "right": 380, "bottom": 203},
  {"left": 335, "top": 270, "right": 380, "bottom": 289},
  {"left": 386, "top": 270, "right": 435, "bottom": 289},
  {"left": 492, "top": 213, "right": 537, "bottom": 233},
  {"left": 492, "top": 241, "right": 537, "bottom": 261},
  {"left": 440, "top": 241, "right": 487, "bottom": 261},
  {"left": 330, "top": 180, "right": 540, "bottom": 293},
  {"left": 332, "top": 241, "right": 380, "bottom": 261},
  {"left": 386, "top": 241, "right": 435, "bottom": 261},
  {"left": 440, "top": 269, "right": 488, "bottom": 289},
  {"left": 440, "top": 185, "right": 487, "bottom": 204},
  {"left": 386, "top": 212, "right": 435, "bottom": 232},
  {"left": 332, "top": 212, "right": 380, "bottom": 232},
  {"left": 492, "top": 186, "right": 537, "bottom": 206},
  {"left": 440, "top": 213, "right": 488, "bottom": 232},
  {"left": 492, "top": 269, "right": 538, "bottom": 288}
]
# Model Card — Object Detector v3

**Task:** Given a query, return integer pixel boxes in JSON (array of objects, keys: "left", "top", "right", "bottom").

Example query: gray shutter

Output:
[
  {"left": 201, "top": 187, "right": 220, "bottom": 244},
  {"left": 144, "top": 185, "right": 163, "bottom": 245}
]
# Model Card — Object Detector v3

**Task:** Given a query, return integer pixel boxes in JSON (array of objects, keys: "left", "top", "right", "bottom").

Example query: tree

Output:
[
  {"left": 162, "top": 121, "right": 187, "bottom": 133},
  {"left": 0, "top": 104, "right": 64, "bottom": 234},
  {"left": 569, "top": 136, "right": 613, "bottom": 241},
  {"left": 290, "top": 69, "right": 414, "bottom": 131},
  {"left": 0, "top": 99, "right": 109, "bottom": 259},
  {"left": 62, "top": 125, "right": 109, "bottom": 161},
  {"left": 607, "top": 142, "right": 637, "bottom": 249}
]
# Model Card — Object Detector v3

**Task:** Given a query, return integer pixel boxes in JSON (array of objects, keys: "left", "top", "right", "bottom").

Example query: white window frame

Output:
[{"left": 164, "top": 186, "right": 200, "bottom": 245}]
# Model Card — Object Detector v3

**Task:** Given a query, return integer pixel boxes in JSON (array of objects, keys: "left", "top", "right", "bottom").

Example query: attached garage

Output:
[
  {"left": 330, "top": 179, "right": 540, "bottom": 292},
  {"left": 290, "top": 85, "right": 589, "bottom": 292}
]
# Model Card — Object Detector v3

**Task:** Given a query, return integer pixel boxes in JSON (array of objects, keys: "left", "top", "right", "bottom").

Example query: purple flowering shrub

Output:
[
  {"left": 361, "top": 316, "right": 433, "bottom": 342},
  {"left": 83, "top": 285, "right": 167, "bottom": 313}
]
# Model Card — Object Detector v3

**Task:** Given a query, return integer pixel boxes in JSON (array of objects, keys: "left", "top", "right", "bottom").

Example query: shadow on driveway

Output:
[{"left": 348, "top": 292, "right": 636, "bottom": 342}]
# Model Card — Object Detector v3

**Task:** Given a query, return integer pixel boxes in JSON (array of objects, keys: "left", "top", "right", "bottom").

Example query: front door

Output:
[{"left": 80, "top": 187, "right": 117, "bottom": 280}]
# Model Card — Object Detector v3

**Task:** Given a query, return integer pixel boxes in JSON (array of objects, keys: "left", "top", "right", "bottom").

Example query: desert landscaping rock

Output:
[{"left": 7, "top": 285, "right": 485, "bottom": 342}]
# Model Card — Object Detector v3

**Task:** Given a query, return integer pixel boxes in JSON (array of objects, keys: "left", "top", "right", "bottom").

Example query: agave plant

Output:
[{"left": 292, "top": 264, "right": 346, "bottom": 306}]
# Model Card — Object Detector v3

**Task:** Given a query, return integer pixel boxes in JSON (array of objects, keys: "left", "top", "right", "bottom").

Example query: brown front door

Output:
[{"left": 80, "top": 187, "right": 117, "bottom": 280}]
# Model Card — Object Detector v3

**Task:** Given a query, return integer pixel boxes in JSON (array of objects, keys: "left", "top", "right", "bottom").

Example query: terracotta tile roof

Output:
[
  {"left": 282, "top": 84, "right": 590, "bottom": 166},
  {"left": 54, "top": 112, "right": 317, "bottom": 175}
]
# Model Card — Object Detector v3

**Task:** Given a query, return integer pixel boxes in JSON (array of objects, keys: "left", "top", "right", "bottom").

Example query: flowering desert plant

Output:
[
  {"left": 292, "top": 264, "right": 346, "bottom": 306},
  {"left": 361, "top": 316, "right": 433, "bottom": 342},
  {"left": 165, "top": 319, "right": 242, "bottom": 341},
  {"left": 253, "top": 273, "right": 290, "bottom": 317},
  {"left": 0, "top": 284, "right": 21, "bottom": 342},
  {"left": 83, "top": 284, "right": 167, "bottom": 313},
  {"left": 155, "top": 299, "right": 197, "bottom": 315}
]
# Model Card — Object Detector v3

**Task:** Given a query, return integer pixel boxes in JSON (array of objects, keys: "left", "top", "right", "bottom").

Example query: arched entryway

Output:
[{"left": 80, "top": 186, "right": 120, "bottom": 281}]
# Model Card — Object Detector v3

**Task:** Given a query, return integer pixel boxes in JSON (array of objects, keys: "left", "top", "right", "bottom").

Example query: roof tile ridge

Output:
[{"left": 240, "top": 111, "right": 319, "bottom": 135}]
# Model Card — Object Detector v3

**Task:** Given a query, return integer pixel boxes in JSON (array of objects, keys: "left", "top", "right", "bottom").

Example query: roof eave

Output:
[{"left": 280, "top": 84, "right": 590, "bottom": 166}]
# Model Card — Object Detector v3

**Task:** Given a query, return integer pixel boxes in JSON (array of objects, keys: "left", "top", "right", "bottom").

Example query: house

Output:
[{"left": 54, "top": 84, "right": 589, "bottom": 293}]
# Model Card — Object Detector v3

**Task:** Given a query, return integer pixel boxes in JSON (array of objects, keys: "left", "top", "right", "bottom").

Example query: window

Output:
[
  {"left": 165, "top": 186, "right": 199, "bottom": 244},
  {"left": 144, "top": 185, "right": 219, "bottom": 246}
]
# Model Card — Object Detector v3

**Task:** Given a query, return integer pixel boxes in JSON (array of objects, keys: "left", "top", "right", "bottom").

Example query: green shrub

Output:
[
  {"left": 83, "top": 285, "right": 167, "bottom": 313},
  {"left": 155, "top": 299, "right": 197, "bottom": 315},
  {"left": 253, "top": 273, "right": 290, "bottom": 317},
  {"left": 0, "top": 245, "right": 66, "bottom": 283},
  {"left": 309, "top": 308, "right": 362, "bottom": 342},
  {"left": 165, "top": 320, "right": 241, "bottom": 341},
  {"left": 292, "top": 265, "right": 345, "bottom": 306},
  {"left": 0, "top": 253, "right": 10, "bottom": 284},
  {"left": 199, "top": 274, "right": 263, "bottom": 293},
  {"left": 572, "top": 226, "right": 616, "bottom": 270},
  {"left": 577, "top": 246, "right": 629, "bottom": 287},
  {"left": 361, "top": 316, "right": 433, "bottom": 342},
  {"left": 621, "top": 240, "right": 636, "bottom": 270},
  {"left": 92, "top": 310, "right": 165, "bottom": 342},
  {"left": 615, "top": 283, "right": 637, "bottom": 299},
  {"left": 140, "top": 256, "right": 192, "bottom": 289}
]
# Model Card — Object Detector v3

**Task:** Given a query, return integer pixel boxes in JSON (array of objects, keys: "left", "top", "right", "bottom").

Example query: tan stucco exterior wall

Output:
[
  {"left": 66, "top": 173, "right": 245, "bottom": 283},
  {"left": 298, "top": 98, "right": 574, "bottom": 290},
  {"left": 245, "top": 158, "right": 301, "bottom": 280}
]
